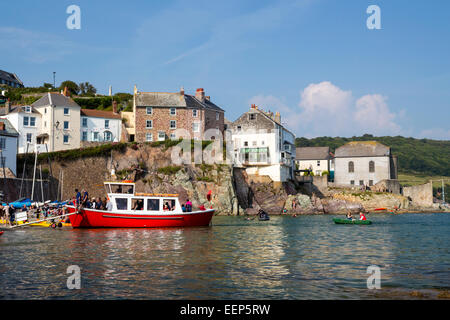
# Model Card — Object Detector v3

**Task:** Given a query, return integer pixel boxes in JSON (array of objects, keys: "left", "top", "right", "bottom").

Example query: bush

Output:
[{"left": 157, "top": 166, "right": 182, "bottom": 175}]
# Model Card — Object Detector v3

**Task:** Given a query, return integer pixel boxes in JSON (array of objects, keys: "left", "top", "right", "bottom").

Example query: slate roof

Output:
[
  {"left": 334, "top": 141, "right": 391, "bottom": 157},
  {"left": 296, "top": 147, "right": 331, "bottom": 160},
  {"left": 135, "top": 91, "right": 224, "bottom": 112},
  {"left": 7, "top": 105, "right": 41, "bottom": 115},
  {"left": 32, "top": 92, "right": 80, "bottom": 108},
  {"left": 0, "top": 118, "right": 19, "bottom": 137},
  {"left": 0, "top": 70, "right": 23, "bottom": 87},
  {"left": 81, "top": 109, "right": 121, "bottom": 119}
]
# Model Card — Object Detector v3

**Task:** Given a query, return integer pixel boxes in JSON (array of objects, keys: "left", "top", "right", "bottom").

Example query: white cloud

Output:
[{"left": 249, "top": 81, "right": 403, "bottom": 138}]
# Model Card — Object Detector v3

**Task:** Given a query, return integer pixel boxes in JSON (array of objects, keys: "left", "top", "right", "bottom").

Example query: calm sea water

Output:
[{"left": 0, "top": 213, "right": 449, "bottom": 300}]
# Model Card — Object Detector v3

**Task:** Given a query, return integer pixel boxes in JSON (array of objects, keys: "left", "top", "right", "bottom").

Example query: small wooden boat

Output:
[
  {"left": 333, "top": 218, "right": 372, "bottom": 225},
  {"left": 258, "top": 209, "right": 270, "bottom": 221}
]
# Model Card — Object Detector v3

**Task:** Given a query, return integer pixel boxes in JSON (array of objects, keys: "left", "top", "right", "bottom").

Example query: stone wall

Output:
[
  {"left": 372, "top": 179, "right": 401, "bottom": 194},
  {"left": 403, "top": 182, "right": 433, "bottom": 207}
]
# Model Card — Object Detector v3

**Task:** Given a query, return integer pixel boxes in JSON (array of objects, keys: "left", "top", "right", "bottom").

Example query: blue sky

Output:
[{"left": 1, "top": 0, "right": 449, "bottom": 139}]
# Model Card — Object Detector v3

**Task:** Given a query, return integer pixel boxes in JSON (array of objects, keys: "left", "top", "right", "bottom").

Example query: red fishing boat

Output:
[{"left": 65, "top": 181, "right": 214, "bottom": 228}]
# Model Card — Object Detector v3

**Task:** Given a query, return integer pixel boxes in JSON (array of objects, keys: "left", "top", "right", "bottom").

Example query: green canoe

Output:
[{"left": 333, "top": 218, "right": 372, "bottom": 225}]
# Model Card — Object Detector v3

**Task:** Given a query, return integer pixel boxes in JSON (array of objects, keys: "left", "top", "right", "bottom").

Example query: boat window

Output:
[
  {"left": 163, "top": 199, "right": 176, "bottom": 211},
  {"left": 116, "top": 198, "right": 128, "bottom": 210},
  {"left": 131, "top": 199, "right": 144, "bottom": 210},
  {"left": 147, "top": 199, "right": 160, "bottom": 211}
]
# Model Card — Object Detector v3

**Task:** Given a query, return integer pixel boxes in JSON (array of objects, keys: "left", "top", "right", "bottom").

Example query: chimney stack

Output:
[
  {"left": 5, "top": 99, "right": 11, "bottom": 114},
  {"left": 274, "top": 111, "right": 281, "bottom": 123},
  {"left": 63, "top": 86, "right": 69, "bottom": 97},
  {"left": 109, "top": 86, "right": 112, "bottom": 96},
  {"left": 205, "top": 96, "right": 210, "bottom": 101},
  {"left": 112, "top": 100, "right": 118, "bottom": 114},
  {"left": 180, "top": 86, "right": 185, "bottom": 96},
  {"left": 195, "top": 88, "right": 205, "bottom": 102},
  {"left": 0, "top": 121, "right": 4, "bottom": 131}
]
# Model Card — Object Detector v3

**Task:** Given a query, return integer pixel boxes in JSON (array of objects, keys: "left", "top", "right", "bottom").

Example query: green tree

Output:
[
  {"left": 79, "top": 82, "right": 97, "bottom": 96},
  {"left": 59, "top": 80, "right": 79, "bottom": 95}
]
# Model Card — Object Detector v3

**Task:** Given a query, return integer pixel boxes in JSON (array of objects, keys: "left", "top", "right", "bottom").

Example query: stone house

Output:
[
  {"left": 132, "top": 86, "right": 225, "bottom": 142},
  {"left": 0, "top": 69, "right": 24, "bottom": 88},
  {"left": 229, "top": 104, "right": 296, "bottom": 183},
  {"left": 334, "top": 141, "right": 398, "bottom": 187},
  {"left": 295, "top": 147, "right": 332, "bottom": 176},
  {"left": 0, "top": 118, "right": 19, "bottom": 176}
]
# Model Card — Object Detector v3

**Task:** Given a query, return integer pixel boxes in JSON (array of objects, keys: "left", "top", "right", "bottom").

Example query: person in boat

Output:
[
  {"left": 75, "top": 189, "right": 82, "bottom": 207},
  {"left": 106, "top": 198, "right": 113, "bottom": 211},
  {"left": 359, "top": 211, "right": 367, "bottom": 221},
  {"left": 102, "top": 197, "right": 107, "bottom": 210},
  {"left": 81, "top": 189, "right": 89, "bottom": 208},
  {"left": 185, "top": 199, "right": 192, "bottom": 212},
  {"left": 181, "top": 204, "right": 186, "bottom": 212},
  {"left": 346, "top": 211, "right": 354, "bottom": 220},
  {"left": 163, "top": 203, "right": 169, "bottom": 211},
  {"left": 8, "top": 205, "right": 15, "bottom": 226}
]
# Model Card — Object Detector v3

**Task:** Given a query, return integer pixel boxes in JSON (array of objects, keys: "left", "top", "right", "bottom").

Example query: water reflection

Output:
[{"left": 0, "top": 214, "right": 449, "bottom": 299}]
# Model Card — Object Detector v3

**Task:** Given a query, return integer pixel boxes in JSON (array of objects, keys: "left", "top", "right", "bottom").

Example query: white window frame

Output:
[
  {"left": 146, "top": 133, "right": 153, "bottom": 142},
  {"left": 104, "top": 131, "right": 112, "bottom": 141},
  {"left": 158, "top": 131, "right": 166, "bottom": 141},
  {"left": 192, "top": 122, "right": 200, "bottom": 133},
  {"left": 170, "top": 108, "right": 176, "bottom": 116},
  {"left": 23, "top": 116, "right": 29, "bottom": 127},
  {"left": 170, "top": 120, "right": 176, "bottom": 129},
  {"left": 29, "top": 117, "right": 36, "bottom": 127},
  {"left": 63, "top": 135, "right": 70, "bottom": 144},
  {"left": 146, "top": 120, "right": 153, "bottom": 129},
  {"left": 105, "top": 120, "right": 110, "bottom": 129},
  {"left": 26, "top": 133, "right": 32, "bottom": 143},
  {"left": 192, "top": 109, "right": 198, "bottom": 117},
  {"left": 216, "top": 112, "right": 220, "bottom": 121},
  {"left": 82, "top": 131, "right": 88, "bottom": 141},
  {"left": 93, "top": 132, "right": 99, "bottom": 142},
  {"left": 146, "top": 107, "right": 153, "bottom": 115},
  {"left": 64, "top": 107, "right": 70, "bottom": 115},
  {"left": 25, "top": 106, "right": 31, "bottom": 113},
  {"left": 82, "top": 118, "right": 88, "bottom": 128},
  {"left": 63, "top": 121, "right": 70, "bottom": 130},
  {"left": 170, "top": 133, "right": 176, "bottom": 140}
]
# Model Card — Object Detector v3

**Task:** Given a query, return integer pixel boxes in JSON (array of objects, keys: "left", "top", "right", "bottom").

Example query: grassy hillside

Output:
[{"left": 295, "top": 134, "right": 450, "bottom": 177}]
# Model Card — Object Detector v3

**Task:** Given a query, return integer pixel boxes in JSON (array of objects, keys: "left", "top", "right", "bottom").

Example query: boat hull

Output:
[
  {"left": 66, "top": 206, "right": 214, "bottom": 228},
  {"left": 333, "top": 218, "right": 372, "bottom": 225}
]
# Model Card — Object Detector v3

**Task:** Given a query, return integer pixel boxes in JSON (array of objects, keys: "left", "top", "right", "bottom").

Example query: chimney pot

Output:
[
  {"left": 195, "top": 88, "right": 205, "bottom": 102},
  {"left": 180, "top": 86, "right": 185, "bottom": 95},
  {"left": 0, "top": 122, "right": 4, "bottom": 131},
  {"left": 63, "top": 86, "right": 70, "bottom": 97}
]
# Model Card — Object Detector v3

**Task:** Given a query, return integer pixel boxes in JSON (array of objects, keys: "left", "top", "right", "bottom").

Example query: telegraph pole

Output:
[{"left": 53, "top": 72, "right": 56, "bottom": 89}]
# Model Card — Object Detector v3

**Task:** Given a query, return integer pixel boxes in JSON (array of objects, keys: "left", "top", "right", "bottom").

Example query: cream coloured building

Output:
[
  {"left": 295, "top": 147, "right": 332, "bottom": 176},
  {"left": 31, "top": 91, "right": 81, "bottom": 152}
]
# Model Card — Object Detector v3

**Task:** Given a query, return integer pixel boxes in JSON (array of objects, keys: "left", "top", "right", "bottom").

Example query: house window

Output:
[
  {"left": 170, "top": 120, "right": 176, "bottom": 129},
  {"left": 252, "top": 141, "right": 257, "bottom": 146},
  {"left": 192, "top": 109, "right": 198, "bottom": 117},
  {"left": 192, "top": 122, "right": 200, "bottom": 133},
  {"left": 45, "top": 108, "right": 47, "bottom": 114},
  {"left": 82, "top": 118, "right": 87, "bottom": 127},
  {"left": 158, "top": 131, "right": 166, "bottom": 141},
  {"left": 350, "top": 180, "right": 355, "bottom": 185},
  {"left": 261, "top": 141, "right": 265, "bottom": 146},
  {"left": 146, "top": 107, "right": 152, "bottom": 115},
  {"left": 105, "top": 120, "right": 110, "bottom": 129},
  {"left": 64, "top": 108, "right": 69, "bottom": 115},
  {"left": 23, "top": 117, "right": 29, "bottom": 126},
  {"left": 216, "top": 112, "right": 220, "bottom": 121},
  {"left": 170, "top": 133, "right": 176, "bottom": 140},
  {"left": 369, "top": 161, "right": 375, "bottom": 173},
  {"left": 369, "top": 180, "right": 374, "bottom": 186},
  {"left": 146, "top": 133, "right": 153, "bottom": 142},
  {"left": 25, "top": 106, "right": 31, "bottom": 113},
  {"left": 146, "top": 120, "right": 153, "bottom": 129},
  {"left": 26, "top": 133, "right": 32, "bottom": 143},
  {"left": 348, "top": 161, "right": 354, "bottom": 173},
  {"left": 244, "top": 141, "right": 248, "bottom": 147},
  {"left": 317, "top": 160, "right": 321, "bottom": 167},
  {"left": 249, "top": 113, "right": 256, "bottom": 120},
  {"left": 63, "top": 135, "right": 69, "bottom": 144},
  {"left": 359, "top": 180, "right": 364, "bottom": 185},
  {"left": 29, "top": 117, "right": 36, "bottom": 127},
  {"left": 104, "top": 131, "right": 113, "bottom": 141},
  {"left": 93, "top": 132, "right": 99, "bottom": 141},
  {"left": 0, "top": 138, "right": 5, "bottom": 149},
  {"left": 44, "top": 121, "right": 47, "bottom": 128},
  {"left": 170, "top": 108, "right": 176, "bottom": 116},
  {"left": 237, "top": 126, "right": 241, "bottom": 132},
  {"left": 82, "top": 131, "right": 87, "bottom": 141},
  {"left": 63, "top": 121, "right": 69, "bottom": 130}
]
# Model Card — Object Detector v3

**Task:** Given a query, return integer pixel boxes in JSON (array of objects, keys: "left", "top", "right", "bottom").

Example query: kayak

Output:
[
  {"left": 333, "top": 218, "right": 372, "bottom": 225},
  {"left": 29, "top": 221, "right": 71, "bottom": 227},
  {"left": 374, "top": 208, "right": 387, "bottom": 211}
]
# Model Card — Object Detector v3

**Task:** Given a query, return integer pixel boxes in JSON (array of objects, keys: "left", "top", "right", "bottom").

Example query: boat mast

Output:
[
  {"left": 19, "top": 142, "right": 30, "bottom": 198},
  {"left": 31, "top": 149, "right": 38, "bottom": 202}
]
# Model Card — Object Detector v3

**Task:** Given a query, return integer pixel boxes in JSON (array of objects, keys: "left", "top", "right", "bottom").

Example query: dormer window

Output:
[
  {"left": 249, "top": 113, "right": 257, "bottom": 120},
  {"left": 24, "top": 106, "right": 31, "bottom": 113}
]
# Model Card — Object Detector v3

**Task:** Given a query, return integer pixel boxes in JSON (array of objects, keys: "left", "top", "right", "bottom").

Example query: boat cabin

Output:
[{"left": 104, "top": 181, "right": 182, "bottom": 214}]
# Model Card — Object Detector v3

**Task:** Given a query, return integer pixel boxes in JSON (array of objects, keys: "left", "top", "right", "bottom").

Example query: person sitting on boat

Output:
[
  {"left": 181, "top": 204, "right": 186, "bottom": 212},
  {"left": 106, "top": 198, "right": 113, "bottom": 211},
  {"left": 346, "top": 211, "right": 354, "bottom": 220},
  {"left": 163, "top": 203, "right": 169, "bottom": 211},
  {"left": 359, "top": 211, "right": 367, "bottom": 221},
  {"left": 185, "top": 199, "right": 192, "bottom": 212}
]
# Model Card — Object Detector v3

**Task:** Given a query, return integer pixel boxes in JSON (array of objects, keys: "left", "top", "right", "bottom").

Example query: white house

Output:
[
  {"left": 2, "top": 104, "right": 42, "bottom": 154},
  {"left": 0, "top": 118, "right": 19, "bottom": 176},
  {"left": 334, "top": 141, "right": 398, "bottom": 187},
  {"left": 80, "top": 108, "right": 122, "bottom": 143},
  {"left": 230, "top": 104, "right": 296, "bottom": 183},
  {"left": 295, "top": 147, "right": 332, "bottom": 176}
]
